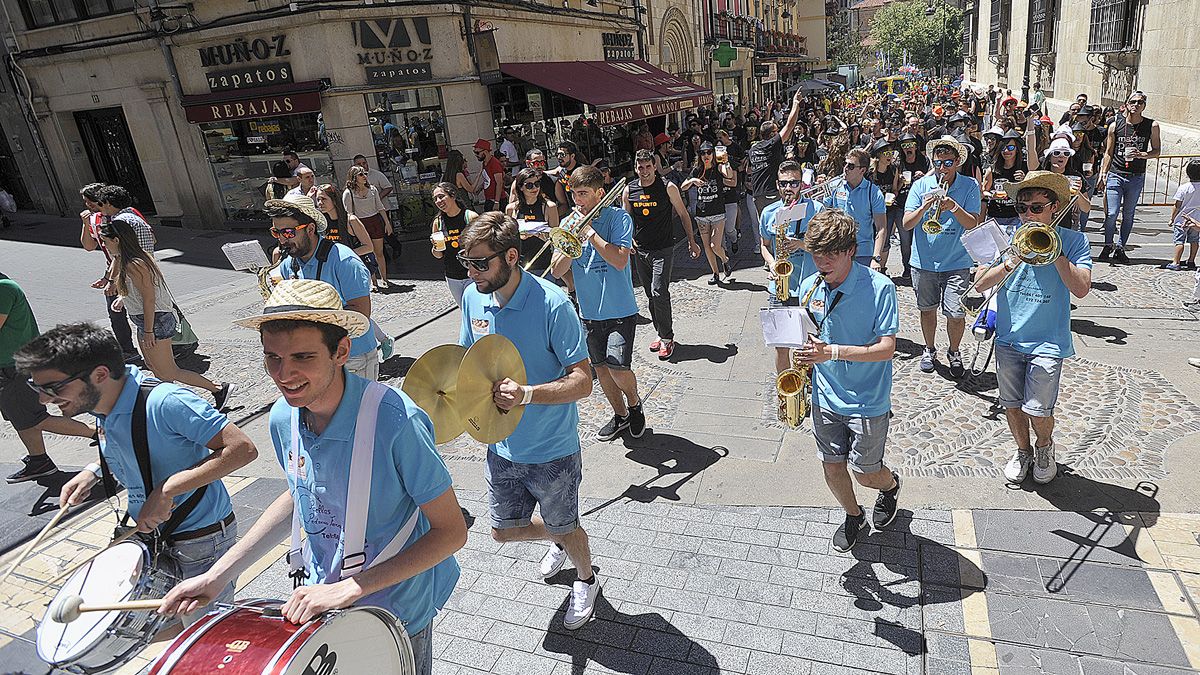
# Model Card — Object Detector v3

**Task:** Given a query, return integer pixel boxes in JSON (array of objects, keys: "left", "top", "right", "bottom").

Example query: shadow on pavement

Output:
[
  {"left": 582, "top": 435, "right": 728, "bottom": 517},
  {"left": 1070, "top": 318, "right": 1130, "bottom": 345},
  {"left": 667, "top": 342, "right": 737, "bottom": 364}
]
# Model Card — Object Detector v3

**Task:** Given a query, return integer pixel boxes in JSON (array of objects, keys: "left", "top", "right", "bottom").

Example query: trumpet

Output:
[
  {"left": 776, "top": 278, "right": 822, "bottom": 428},
  {"left": 798, "top": 178, "right": 834, "bottom": 203},
  {"left": 922, "top": 176, "right": 950, "bottom": 235},
  {"left": 524, "top": 177, "right": 629, "bottom": 276}
]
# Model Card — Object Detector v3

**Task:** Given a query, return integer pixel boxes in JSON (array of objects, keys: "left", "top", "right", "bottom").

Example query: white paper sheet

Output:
[
  {"left": 774, "top": 203, "right": 809, "bottom": 230},
  {"left": 221, "top": 241, "right": 271, "bottom": 271},
  {"left": 760, "top": 307, "right": 815, "bottom": 348},
  {"left": 961, "top": 219, "right": 1010, "bottom": 265},
  {"left": 519, "top": 220, "right": 549, "bottom": 234}
]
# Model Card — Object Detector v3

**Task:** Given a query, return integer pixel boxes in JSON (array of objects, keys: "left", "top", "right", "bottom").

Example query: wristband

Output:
[
  {"left": 85, "top": 462, "right": 102, "bottom": 477},
  {"left": 831, "top": 344, "right": 841, "bottom": 362},
  {"left": 520, "top": 385, "right": 534, "bottom": 406}
]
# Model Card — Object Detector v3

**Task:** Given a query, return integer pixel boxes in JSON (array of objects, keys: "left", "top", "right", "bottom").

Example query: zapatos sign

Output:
[
  {"left": 198, "top": 34, "right": 293, "bottom": 93},
  {"left": 352, "top": 18, "right": 435, "bottom": 84}
]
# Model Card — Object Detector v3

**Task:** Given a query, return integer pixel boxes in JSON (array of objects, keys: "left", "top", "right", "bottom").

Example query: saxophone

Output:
[
  {"left": 776, "top": 278, "right": 823, "bottom": 428},
  {"left": 772, "top": 205, "right": 795, "bottom": 303}
]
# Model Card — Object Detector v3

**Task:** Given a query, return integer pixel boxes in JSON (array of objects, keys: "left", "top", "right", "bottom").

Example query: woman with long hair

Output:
[
  {"left": 868, "top": 139, "right": 905, "bottom": 275},
  {"left": 342, "top": 165, "right": 394, "bottom": 290},
  {"left": 430, "top": 182, "right": 478, "bottom": 306},
  {"left": 315, "top": 183, "right": 379, "bottom": 283},
  {"left": 506, "top": 167, "right": 560, "bottom": 274},
  {"left": 100, "top": 219, "right": 233, "bottom": 410},
  {"left": 443, "top": 149, "right": 480, "bottom": 201},
  {"left": 982, "top": 131, "right": 1028, "bottom": 237},
  {"left": 680, "top": 142, "right": 733, "bottom": 284}
]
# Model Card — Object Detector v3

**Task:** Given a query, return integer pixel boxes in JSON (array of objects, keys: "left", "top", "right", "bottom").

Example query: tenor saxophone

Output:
[
  {"left": 776, "top": 278, "right": 822, "bottom": 428},
  {"left": 773, "top": 200, "right": 797, "bottom": 302}
]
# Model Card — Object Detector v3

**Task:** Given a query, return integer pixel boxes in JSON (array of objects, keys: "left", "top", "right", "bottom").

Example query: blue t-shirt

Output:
[
  {"left": 904, "top": 173, "right": 982, "bottom": 272},
  {"left": 95, "top": 366, "right": 232, "bottom": 533},
  {"left": 268, "top": 372, "right": 459, "bottom": 635},
  {"left": 759, "top": 198, "right": 825, "bottom": 297},
  {"left": 570, "top": 207, "right": 639, "bottom": 321},
  {"left": 797, "top": 265, "right": 899, "bottom": 417},
  {"left": 281, "top": 240, "right": 377, "bottom": 357},
  {"left": 995, "top": 227, "right": 1092, "bottom": 358},
  {"left": 822, "top": 177, "right": 887, "bottom": 258},
  {"left": 459, "top": 271, "right": 590, "bottom": 464}
]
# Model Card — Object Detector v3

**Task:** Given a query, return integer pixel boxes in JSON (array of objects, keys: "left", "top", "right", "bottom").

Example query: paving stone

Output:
[
  {"left": 599, "top": 578, "right": 657, "bottom": 605},
  {"left": 705, "top": 594, "right": 763, "bottom": 624},
  {"left": 691, "top": 639, "right": 750, "bottom": 672},
  {"left": 683, "top": 570, "right": 741, "bottom": 598},
  {"left": 438, "top": 610, "right": 496, "bottom": 639},
  {"left": 770, "top": 565, "right": 827, "bottom": 591},
  {"left": 781, "top": 632, "right": 845, "bottom": 664},
  {"left": 629, "top": 626, "right": 693, "bottom": 660},
  {"left": 735, "top": 578, "right": 794, "bottom": 607},
  {"left": 840, "top": 642, "right": 909, "bottom": 675},
  {"left": 748, "top": 541, "right": 801, "bottom": 566},
  {"left": 682, "top": 520, "right": 736, "bottom": 540},
  {"left": 730, "top": 526, "right": 783, "bottom": 547},
  {"left": 698, "top": 538, "right": 752, "bottom": 560},
  {"left": 484, "top": 620, "right": 546, "bottom": 652},
  {"left": 586, "top": 644, "right": 652, "bottom": 673},
  {"left": 592, "top": 555, "right": 641, "bottom": 580},
  {"left": 613, "top": 601, "right": 674, "bottom": 630},
  {"left": 670, "top": 611, "right": 729, "bottom": 642},
  {"left": 650, "top": 585, "right": 709, "bottom": 614},
  {"left": 670, "top": 550, "right": 725, "bottom": 574},
  {"left": 652, "top": 530, "right": 704, "bottom": 553},
  {"left": 758, "top": 605, "right": 819, "bottom": 634},
  {"left": 489, "top": 649, "right": 559, "bottom": 675},
  {"left": 439, "top": 636, "right": 505, "bottom": 671},
  {"left": 746, "top": 651, "right": 814, "bottom": 675},
  {"left": 724, "top": 621, "right": 785, "bottom": 653},
  {"left": 632, "top": 563, "right": 689, "bottom": 588},
  {"left": 476, "top": 595, "right": 537, "bottom": 625},
  {"left": 719, "top": 557, "right": 775, "bottom": 580},
  {"left": 471, "top": 570, "right": 528, "bottom": 599}
]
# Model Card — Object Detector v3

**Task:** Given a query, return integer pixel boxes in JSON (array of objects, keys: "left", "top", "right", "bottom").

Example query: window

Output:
[
  {"left": 988, "top": 0, "right": 1010, "bottom": 57},
  {"left": 1088, "top": 0, "right": 1138, "bottom": 53},
  {"left": 19, "top": 0, "right": 132, "bottom": 29},
  {"left": 1028, "top": 0, "right": 1058, "bottom": 55}
]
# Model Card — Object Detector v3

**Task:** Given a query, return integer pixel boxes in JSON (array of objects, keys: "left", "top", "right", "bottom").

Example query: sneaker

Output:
[
  {"left": 539, "top": 544, "right": 569, "bottom": 579},
  {"left": 213, "top": 382, "right": 235, "bottom": 412},
  {"left": 597, "top": 414, "right": 630, "bottom": 441},
  {"left": 832, "top": 511, "right": 868, "bottom": 553},
  {"left": 1113, "top": 247, "right": 1130, "bottom": 263},
  {"left": 731, "top": 239, "right": 740, "bottom": 254},
  {"left": 379, "top": 334, "right": 395, "bottom": 361},
  {"left": 1004, "top": 448, "right": 1033, "bottom": 483},
  {"left": 658, "top": 339, "right": 675, "bottom": 361},
  {"left": 6, "top": 455, "right": 57, "bottom": 484},
  {"left": 872, "top": 473, "right": 901, "bottom": 529},
  {"left": 648, "top": 338, "right": 661, "bottom": 352},
  {"left": 723, "top": 261, "right": 733, "bottom": 279},
  {"left": 563, "top": 576, "right": 600, "bottom": 630},
  {"left": 919, "top": 347, "right": 936, "bottom": 373},
  {"left": 708, "top": 274, "right": 719, "bottom": 285},
  {"left": 947, "top": 350, "right": 965, "bottom": 379},
  {"left": 1184, "top": 261, "right": 1197, "bottom": 270},
  {"left": 1032, "top": 442, "right": 1058, "bottom": 484},
  {"left": 1097, "top": 245, "right": 1113, "bottom": 261},
  {"left": 1163, "top": 263, "right": 1182, "bottom": 271},
  {"left": 626, "top": 403, "right": 646, "bottom": 438},
  {"left": 901, "top": 266, "right": 912, "bottom": 279}
]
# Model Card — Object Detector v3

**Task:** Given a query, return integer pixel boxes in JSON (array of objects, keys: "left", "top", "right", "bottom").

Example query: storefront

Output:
[{"left": 365, "top": 87, "right": 449, "bottom": 225}]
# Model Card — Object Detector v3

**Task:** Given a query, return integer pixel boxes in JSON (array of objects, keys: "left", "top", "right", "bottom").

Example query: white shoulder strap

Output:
[
  {"left": 287, "top": 408, "right": 306, "bottom": 578},
  {"left": 337, "top": 381, "right": 388, "bottom": 579}
]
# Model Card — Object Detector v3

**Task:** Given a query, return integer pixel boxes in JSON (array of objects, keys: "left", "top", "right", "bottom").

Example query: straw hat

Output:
[
  {"left": 926, "top": 135, "right": 969, "bottom": 167},
  {"left": 263, "top": 193, "right": 327, "bottom": 233},
  {"left": 1010, "top": 171, "right": 1072, "bottom": 206},
  {"left": 234, "top": 279, "right": 369, "bottom": 337}
]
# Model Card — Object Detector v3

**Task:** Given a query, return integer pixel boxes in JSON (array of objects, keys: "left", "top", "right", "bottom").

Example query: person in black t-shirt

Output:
[
  {"left": 430, "top": 182, "right": 477, "bottom": 307},
  {"left": 681, "top": 142, "right": 736, "bottom": 285},
  {"left": 748, "top": 89, "right": 805, "bottom": 236}
]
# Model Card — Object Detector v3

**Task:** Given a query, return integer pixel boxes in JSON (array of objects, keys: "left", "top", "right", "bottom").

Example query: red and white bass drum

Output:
[{"left": 147, "top": 599, "right": 414, "bottom": 675}]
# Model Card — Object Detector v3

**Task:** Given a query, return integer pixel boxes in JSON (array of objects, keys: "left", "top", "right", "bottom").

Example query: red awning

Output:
[
  {"left": 499, "top": 60, "right": 713, "bottom": 127},
  {"left": 181, "top": 80, "right": 324, "bottom": 124}
]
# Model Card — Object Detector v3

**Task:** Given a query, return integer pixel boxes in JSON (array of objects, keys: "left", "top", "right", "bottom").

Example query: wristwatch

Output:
[{"left": 872, "top": 255, "right": 882, "bottom": 264}]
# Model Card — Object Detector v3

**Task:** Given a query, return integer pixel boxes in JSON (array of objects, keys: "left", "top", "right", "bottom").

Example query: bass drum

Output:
[{"left": 148, "top": 599, "right": 414, "bottom": 675}]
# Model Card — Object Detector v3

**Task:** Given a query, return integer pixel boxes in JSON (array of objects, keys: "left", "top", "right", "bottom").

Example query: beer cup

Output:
[{"left": 432, "top": 231, "right": 447, "bottom": 251}]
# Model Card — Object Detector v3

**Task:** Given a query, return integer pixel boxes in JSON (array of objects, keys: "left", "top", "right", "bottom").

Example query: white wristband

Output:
[
  {"left": 830, "top": 344, "right": 841, "bottom": 362},
  {"left": 520, "top": 385, "right": 534, "bottom": 406},
  {"left": 85, "top": 462, "right": 102, "bottom": 477}
]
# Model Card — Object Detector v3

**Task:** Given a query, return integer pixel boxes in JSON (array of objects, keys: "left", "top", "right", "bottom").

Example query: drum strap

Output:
[{"left": 288, "top": 381, "right": 421, "bottom": 587}]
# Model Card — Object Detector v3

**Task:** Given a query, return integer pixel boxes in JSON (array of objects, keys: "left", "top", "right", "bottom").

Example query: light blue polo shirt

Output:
[
  {"left": 570, "top": 206, "right": 639, "bottom": 321},
  {"left": 797, "top": 265, "right": 899, "bottom": 417},
  {"left": 904, "top": 173, "right": 982, "bottom": 272},
  {"left": 996, "top": 227, "right": 1091, "bottom": 358},
  {"left": 268, "top": 372, "right": 459, "bottom": 635},
  {"left": 459, "top": 270, "right": 590, "bottom": 464},
  {"left": 759, "top": 198, "right": 825, "bottom": 297},
  {"left": 281, "top": 240, "right": 377, "bottom": 357},
  {"left": 94, "top": 366, "right": 232, "bottom": 533},
  {"left": 823, "top": 177, "right": 887, "bottom": 258}
]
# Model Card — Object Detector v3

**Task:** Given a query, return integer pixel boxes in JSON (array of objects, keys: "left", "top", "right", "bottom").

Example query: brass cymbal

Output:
[
  {"left": 457, "top": 334, "right": 527, "bottom": 444},
  {"left": 400, "top": 344, "right": 468, "bottom": 444}
]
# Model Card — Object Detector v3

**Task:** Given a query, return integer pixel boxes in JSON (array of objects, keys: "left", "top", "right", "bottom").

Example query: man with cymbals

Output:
[
  {"left": 974, "top": 172, "right": 1092, "bottom": 486},
  {"left": 159, "top": 280, "right": 466, "bottom": 674},
  {"left": 456, "top": 212, "right": 599, "bottom": 630}
]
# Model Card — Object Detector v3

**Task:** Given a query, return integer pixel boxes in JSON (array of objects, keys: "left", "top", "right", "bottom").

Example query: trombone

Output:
[{"left": 523, "top": 177, "right": 629, "bottom": 277}]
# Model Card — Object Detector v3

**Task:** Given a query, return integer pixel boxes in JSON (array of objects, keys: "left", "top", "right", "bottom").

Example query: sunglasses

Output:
[
  {"left": 1002, "top": 144, "right": 1018, "bottom": 152},
  {"left": 1049, "top": 150, "right": 1072, "bottom": 158},
  {"left": 529, "top": 160, "right": 547, "bottom": 168},
  {"left": 700, "top": 150, "right": 714, "bottom": 156},
  {"left": 522, "top": 182, "right": 540, "bottom": 190},
  {"left": 901, "top": 142, "right": 917, "bottom": 149},
  {"left": 27, "top": 368, "right": 93, "bottom": 397},
  {"left": 457, "top": 250, "right": 504, "bottom": 271},
  {"left": 844, "top": 163, "right": 865, "bottom": 170},
  {"left": 932, "top": 159, "right": 957, "bottom": 168},
  {"left": 777, "top": 179, "right": 802, "bottom": 188},
  {"left": 1015, "top": 201, "right": 1055, "bottom": 214},
  {"left": 1128, "top": 99, "right": 1146, "bottom": 106},
  {"left": 270, "top": 222, "right": 311, "bottom": 239},
  {"left": 556, "top": 152, "right": 569, "bottom": 158}
]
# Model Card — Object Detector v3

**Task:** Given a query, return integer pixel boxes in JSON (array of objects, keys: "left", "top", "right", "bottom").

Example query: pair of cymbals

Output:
[{"left": 401, "top": 334, "right": 528, "bottom": 445}]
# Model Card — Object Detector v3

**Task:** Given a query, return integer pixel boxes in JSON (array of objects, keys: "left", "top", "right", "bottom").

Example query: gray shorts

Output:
[
  {"left": 911, "top": 267, "right": 971, "bottom": 318},
  {"left": 584, "top": 314, "right": 636, "bottom": 370},
  {"left": 812, "top": 406, "right": 890, "bottom": 474},
  {"left": 694, "top": 214, "right": 725, "bottom": 229},
  {"left": 485, "top": 451, "right": 582, "bottom": 536},
  {"left": 995, "top": 343, "right": 1063, "bottom": 417},
  {"left": 161, "top": 517, "right": 237, "bottom": 626}
]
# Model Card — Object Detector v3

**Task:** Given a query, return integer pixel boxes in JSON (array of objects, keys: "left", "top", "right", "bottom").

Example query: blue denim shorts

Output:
[
  {"left": 911, "top": 267, "right": 971, "bottom": 318},
  {"left": 1173, "top": 223, "right": 1200, "bottom": 245},
  {"left": 485, "top": 451, "right": 582, "bottom": 536},
  {"left": 994, "top": 343, "right": 1063, "bottom": 417},
  {"left": 130, "top": 311, "right": 177, "bottom": 340},
  {"left": 584, "top": 314, "right": 636, "bottom": 370},
  {"left": 812, "top": 406, "right": 890, "bottom": 474},
  {"left": 161, "top": 517, "right": 237, "bottom": 625}
]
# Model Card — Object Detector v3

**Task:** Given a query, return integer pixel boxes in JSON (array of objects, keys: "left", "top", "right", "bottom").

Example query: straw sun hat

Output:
[{"left": 234, "top": 279, "right": 369, "bottom": 338}]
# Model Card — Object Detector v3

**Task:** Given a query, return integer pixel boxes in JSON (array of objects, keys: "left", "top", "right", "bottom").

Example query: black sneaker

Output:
[
  {"left": 708, "top": 274, "right": 719, "bottom": 285},
  {"left": 213, "top": 382, "right": 235, "bottom": 412},
  {"left": 731, "top": 239, "right": 740, "bottom": 254},
  {"left": 6, "top": 455, "right": 58, "bottom": 484},
  {"left": 1097, "top": 245, "right": 1113, "bottom": 261},
  {"left": 1185, "top": 261, "right": 1197, "bottom": 271},
  {"left": 947, "top": 350, "right": 965, "bottom": 379},
  {"left": 597, "top": 414, "right": 630, "bottom": 441},
  {"left": 1113, "top": 247, "right": 1130, "bottom": 262},
  {"left": 627, "top": 403, "right": 646, "bottom": 438},
  {"left": 723, "top": 261, "right": 733, "bottom": 279},
  {"left": 872, "top": 472, "right": 902, "bottom": 529},
  {"left": 833, "top": 510, "right": 868, "bottom": 553}
]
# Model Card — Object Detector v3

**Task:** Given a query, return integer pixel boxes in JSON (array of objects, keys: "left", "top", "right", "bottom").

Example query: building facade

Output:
[
  {"left": 962, "top": 0, "right": 1200, "bottom": 153},
  {"left": 703, "top": 0, "right": 829, "bottom": 105}
]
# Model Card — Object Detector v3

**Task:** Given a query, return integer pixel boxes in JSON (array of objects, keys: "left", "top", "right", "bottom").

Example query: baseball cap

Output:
[{"left": 473, "top": 139, "right": 491, "bottom": 151}]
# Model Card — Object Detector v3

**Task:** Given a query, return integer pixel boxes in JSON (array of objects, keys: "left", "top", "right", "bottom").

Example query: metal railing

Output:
[{"left": 1138, "top": 155, "right": 1199, "bottom": 207}]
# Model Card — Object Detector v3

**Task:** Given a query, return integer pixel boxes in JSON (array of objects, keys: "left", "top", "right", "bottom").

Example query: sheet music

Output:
[
  {"left": 774, "top": 203, "right": 809, "bottom": 231},
  {"left": 960, "top": 220, "right": 1009, "bottom": 265},
  {"left": 519, "top": 220, "right": 550, "bottom": 234},
  {"left": 221, "top": 241, "right": 271, "bottom": 271},
  {"left": 760, "top": 307, "right": 814, "bottom": 348}
]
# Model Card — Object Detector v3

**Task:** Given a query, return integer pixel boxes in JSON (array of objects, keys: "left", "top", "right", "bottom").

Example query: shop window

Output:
[
  {"left": 200, "top": 113, "right": 331, "bottom": 222},
  {"left": 366, "top": 87, "right": 449, "bottom": 226},
  {"left": 19, "top": 0, "right": 133, "bottom": 28}
]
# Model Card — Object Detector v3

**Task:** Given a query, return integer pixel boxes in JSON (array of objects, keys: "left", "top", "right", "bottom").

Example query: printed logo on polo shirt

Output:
[
  {"left": 288, "top": 451, "right": 309, "bottom": 480},
  {"left": 471, "top": 318, "right": 490, "bottom": 336},
  {"left": 810, "top": 298, "right": 826, "bottom": 313}
]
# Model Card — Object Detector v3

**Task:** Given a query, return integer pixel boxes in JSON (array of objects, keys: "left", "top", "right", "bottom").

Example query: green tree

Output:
[{"left": 869, "top": 0, "right": 963, "bottom": 75}]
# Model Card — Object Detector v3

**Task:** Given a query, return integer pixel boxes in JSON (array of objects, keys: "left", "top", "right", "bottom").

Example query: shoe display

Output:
[
  {"left": 626, "top": 403, "right": 646, "bottom": 438},
  {"left": 563, "top": 576, "right": 600, "bottom": 630},
  {"left": 833, "top": 511, "right": 868, "bottom": 553},
  {"left": 657, "top": 339, "right": 675, "bottom": 361},
  {"left": 1032, "top": 442, "right": 1058, "bottom": 484},
  {"left": 597, "top": 414, "right": 630, "bottom": 441},
  {"left": 947, "top": 350, "right": 965, "bottom": 379},
  {"left": 539, "top": 544, "right": 569, "bottom": 579},
  {"left": 872, "top": 473, "right": 901, "bottom": 529},
  {"left": 1004, "top": 448, "right": 1033, "bottom": 483},
  {"left": 920, "top": 347, "right": 936, "bottom": 373},
  {"left": 6, "top": 454, "right": 57, "bottom": 484}
]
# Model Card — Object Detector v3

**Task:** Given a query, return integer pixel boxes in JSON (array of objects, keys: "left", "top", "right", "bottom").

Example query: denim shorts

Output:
[
  {"left": 161, "top": 517, "right": 237, "bottom": 625},
  {"left": 130, "top": 311, "right": 177, "bottom": 340},
  {"left": 584, "top": 314, "right": 636, "bottom": 370},
  {"left": 994, "top": 343, "right": 1063, "bottom": 417},
  {"left": 404, "top": 620, "right": 433, "bottom": 675},
  {"left": 911, "top": 267, "right": 971, "bottom": 318},
  {"left": 694, "top": 214, "right": 725, "bottom": 229},
  {"left": 485, "top": 451, "right": 582, "bottom": 536},
  {"left": 1173, "top": 223, "right": 1200, "bottom": 245},
  {"left": 812, "top": 406, "right": 890, "bottom": 474}
]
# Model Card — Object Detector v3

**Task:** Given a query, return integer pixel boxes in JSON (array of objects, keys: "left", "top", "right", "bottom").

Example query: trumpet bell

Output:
[
  {"left": 549, "top": 228, "right": 584, "bottom": 259},
  {"left": 1012, "top": 223, "right": 1061, "bottom": 266},
  {"left": 922, "top": 219, "right": 943, "bottom": 235}
]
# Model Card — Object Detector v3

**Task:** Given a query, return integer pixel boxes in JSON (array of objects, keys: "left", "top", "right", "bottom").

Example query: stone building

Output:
[
  {"left": 704, "top": 0, "right": 829, "bottom": 104},
  {"left": 961, "top": 0, "right": 1200, "bottom": 153}
]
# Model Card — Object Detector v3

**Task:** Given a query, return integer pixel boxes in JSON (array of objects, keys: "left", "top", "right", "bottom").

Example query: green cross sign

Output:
[{"left": 712, "top": 41, "right": 738, "bottom": 68}]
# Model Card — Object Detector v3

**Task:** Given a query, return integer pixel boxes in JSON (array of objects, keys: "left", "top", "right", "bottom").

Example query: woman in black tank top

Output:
[
  {"left": 982, "top": 132, "right": 1027, "bottom": 236},
  {"left": 506, "top": 167, "right": 560, "bottom": 273},
  {"left": 430, "top": 182, "right": 476, "bottom": 307},
  {"left": 315, "top": 184, "right": 381, "bottom": 284}
]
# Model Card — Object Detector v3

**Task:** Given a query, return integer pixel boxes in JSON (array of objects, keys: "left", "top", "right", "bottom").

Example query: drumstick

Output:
[
  {"left": 42, "top": 528, "right": 139, "bottom": 589},
  {"left": 1, "top": 502, "right": 70, "bottom": 586},
  {"left": 52, "top": 594, "right": 164, "bottom": 623}
]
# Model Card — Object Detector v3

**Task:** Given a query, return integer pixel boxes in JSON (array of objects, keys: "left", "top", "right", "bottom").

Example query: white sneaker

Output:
[
  {"left": 563, "top": 577, "right": 600, "bottom": 630},
  {"left": 1032, "top": 442, "right": 1058, "bottom": 484},
  {"left": 539, "top": 544, "right": 569, "bottom": 579},
  {"left": 1004, "top": 449, "right": 1033, "bottom": 483}
]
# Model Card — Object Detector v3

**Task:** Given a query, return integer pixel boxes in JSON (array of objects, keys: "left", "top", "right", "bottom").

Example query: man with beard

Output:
[
  {"left": 266, "top": 193, "right": 379, "bottom": 379},
  {"left": 455, "top": 212, "right": 598, "bottom": 630},
  {"left": 552, "top": 141, "right": 583, "bottom": 211},
  {"left": 17, "top": 323, "right": 258, "bottom": 623}
]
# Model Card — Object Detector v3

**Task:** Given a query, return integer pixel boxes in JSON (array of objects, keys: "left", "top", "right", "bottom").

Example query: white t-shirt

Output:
[
  {"left": 1174, "top": 182, "right": 1200, "bottom": 226},
  {"left": 291, "top": 162, "right": 311, "bottom": 177},
  {"left": 500, "top": 139, "right": 519, "bottom": 172},
  {"left": 367, "top": 168, "right": 393, "bottom": 193}
]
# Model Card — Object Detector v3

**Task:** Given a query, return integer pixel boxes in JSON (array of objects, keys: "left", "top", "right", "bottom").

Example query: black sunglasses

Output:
[
  {"left": 522, "top": 182, "right": 540, "bottom": 190},
  {"left": 457, "top": 250, "right": 504, "bottom": 271},
  {"left": 777, "top": 179, "right": 802, "bottom": 188},
  {"left": 27, "top": 368, "right": 93, "bottom": 397},
  {"left": 844, "top": 163, "right": 865, "bottom": 170},
  {"left": 1015, "top": 201, "right": 1055, "bottom": 214}
]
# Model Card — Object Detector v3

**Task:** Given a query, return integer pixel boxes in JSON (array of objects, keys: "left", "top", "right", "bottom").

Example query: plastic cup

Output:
[
  {"left": 432, "top": 231, "right": 447, "bottom": 251},
  {"left": 715, "top": 145, "right": 728, "bottom": 163}
]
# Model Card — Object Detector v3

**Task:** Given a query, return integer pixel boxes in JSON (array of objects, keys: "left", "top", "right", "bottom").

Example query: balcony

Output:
[
  {"left": 756, "top": 29, "right": 808, "bottom": 57},
  {"left": 707, "top": 11, "right": 756, "bottom": 48}
]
